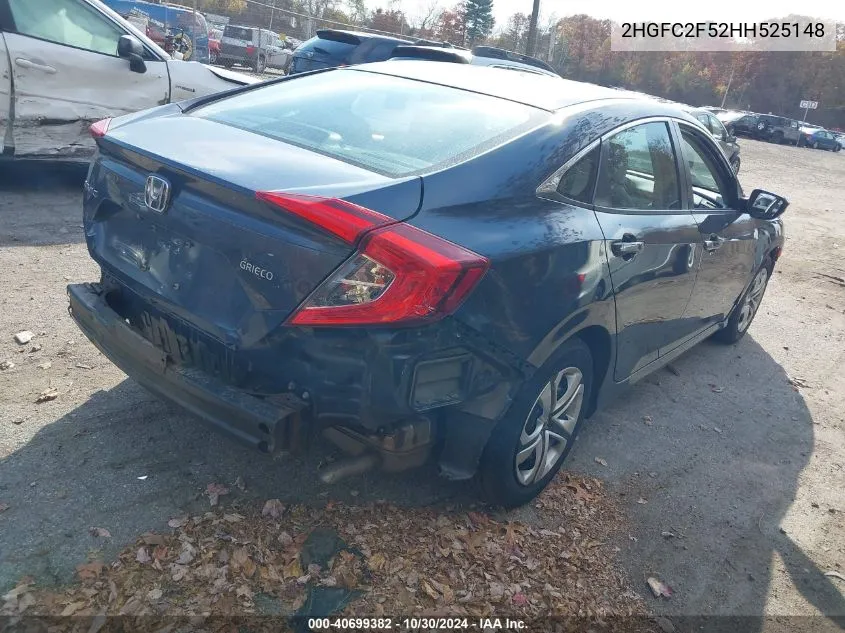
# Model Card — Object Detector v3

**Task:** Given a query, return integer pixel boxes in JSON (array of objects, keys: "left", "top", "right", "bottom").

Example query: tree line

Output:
[{"left": 193, "top": 0, "right": 844, "bottom": 128}]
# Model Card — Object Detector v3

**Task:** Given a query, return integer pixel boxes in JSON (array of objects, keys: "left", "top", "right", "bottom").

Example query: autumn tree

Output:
[
  {"left": 464, "top": 0, "right": 493, "bottom": 44},
  {"left": 433, "top": 5, "right": 466, "bottom": 46},
  {"left": 198, "top": 0, "right": 246, "bottom": 12}
]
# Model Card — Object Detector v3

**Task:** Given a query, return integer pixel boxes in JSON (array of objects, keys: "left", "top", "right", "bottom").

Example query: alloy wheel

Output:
[
  {"left": 514, "top": 367, "right": 584, "bottom": 486},
  {"left": 737, "top": 267, "right": 768, "bottom": 333}
]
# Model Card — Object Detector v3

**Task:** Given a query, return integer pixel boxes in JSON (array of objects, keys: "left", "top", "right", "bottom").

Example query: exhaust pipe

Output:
[{"left": 319, "top": 453, "right": 379, "bottom": 484}]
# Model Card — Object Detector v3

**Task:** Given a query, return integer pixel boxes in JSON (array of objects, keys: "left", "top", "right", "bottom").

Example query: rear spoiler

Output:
[
  {"left": 390, "top": 46, "right": 471, "bottom": 63},
  {"left": 315, "top": 29, "right": 362, "bottom": 45}
]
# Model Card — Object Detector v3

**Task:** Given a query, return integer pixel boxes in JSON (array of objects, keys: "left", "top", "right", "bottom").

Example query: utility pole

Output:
[
  {"left": 269, "top": 0, "right": 276, "bottom": 30},
  {"left": 720, "top": 63, "right": 734, "bottom": 109},
  {"left": 525, "top": 0, "right": 540, "bottom": 56}
]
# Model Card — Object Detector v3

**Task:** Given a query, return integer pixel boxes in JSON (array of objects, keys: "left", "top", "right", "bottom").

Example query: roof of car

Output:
[
  {"left": 316, "top": 28, "right": 411, "bottom": 43},
  {"left": 352, "top": 61, "right": 638, "bottom": 111}
]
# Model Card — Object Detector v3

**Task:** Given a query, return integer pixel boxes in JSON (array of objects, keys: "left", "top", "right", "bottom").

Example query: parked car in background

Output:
[
  {"left": 71, "top": 62, "right": 787, "bottom": 507},
  {"left": 470, "top": 46, "right": 558, "bottom": 75},
  {"left": 102, "top": 0, "right": 210, "bottom": 62},
  {"left": 219, "top": 24, "right": 290, "bottom": 72},
  {"left": 799, "top": 127, "right": 842, "bottom": 151},
  {"left": 834, "top": 132, "right": 845, "bottom": 150},
  {"left": 0, "top": 0, "right": 256, "bottom": 161},
  {"left": 688, "top": 107, "right": 741, "bottom": 173},
  {"left": 209, "top": 27, "right": 222, "bottom": 64},
  {"left": 756, "top": 114, "right": 801, "bottom": 145},
  {"left": 288, "top": 29, "right": 412, "bottom": 75},
  {"left": 716, "top": 111, "right": 763, "bottom": 139}
]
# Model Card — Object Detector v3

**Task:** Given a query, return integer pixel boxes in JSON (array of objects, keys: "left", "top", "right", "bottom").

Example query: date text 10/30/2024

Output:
[{"left": 306, "top": 617, "right": 527, "bottom": 630}]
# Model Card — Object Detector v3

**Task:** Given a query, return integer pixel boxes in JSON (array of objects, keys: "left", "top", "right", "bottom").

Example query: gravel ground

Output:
[{"left": 0, "top": 140, "right": 843, "bottom": 629}]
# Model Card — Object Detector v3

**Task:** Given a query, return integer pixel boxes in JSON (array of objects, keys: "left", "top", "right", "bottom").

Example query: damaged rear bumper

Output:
[{"left": 67, "top": 282, "right": 305, "bottom": 453}]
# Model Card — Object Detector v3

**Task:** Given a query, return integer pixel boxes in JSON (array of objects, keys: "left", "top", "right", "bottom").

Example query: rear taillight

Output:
[
  {"left": 256, "top": 192, "right": 489, "bottom": 326},
  {"left": 246, "top": 45, "right": 256, "bottom": 54},
  {"left": 89, "top": 118, "right": 112, "bottom": 139}
]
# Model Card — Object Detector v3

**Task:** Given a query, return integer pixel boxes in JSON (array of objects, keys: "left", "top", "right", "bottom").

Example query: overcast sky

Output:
[{"left": 387, "top": 0, "right": 845, "bottom": 31}]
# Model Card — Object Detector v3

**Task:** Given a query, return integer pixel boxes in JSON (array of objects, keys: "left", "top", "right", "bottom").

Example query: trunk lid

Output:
[{"left": 88, "top": 114, "right": 421, "bottom": 347}]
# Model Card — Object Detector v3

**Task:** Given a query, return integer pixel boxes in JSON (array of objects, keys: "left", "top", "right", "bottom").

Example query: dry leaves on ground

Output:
[{"left": 1, "top": 474, "right": 650, "bottom": 631}]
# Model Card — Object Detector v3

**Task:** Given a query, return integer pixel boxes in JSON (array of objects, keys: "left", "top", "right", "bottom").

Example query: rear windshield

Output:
[
  {"left": 224, "top": 26, "right": 254, "bottom": 40},
  {"left": 192, "top": 70, "right": 545, "bottom": 177},
  {"left": 296, "top": 35, "right": 357, "bottom": 59}
]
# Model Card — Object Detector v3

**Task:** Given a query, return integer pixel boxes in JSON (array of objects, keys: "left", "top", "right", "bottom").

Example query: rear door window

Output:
[
  {"left": 594, "top": 122, "right": 681, "bottom": 210},
  {"left": 224, "top": 26, "right": 253, "bottom": 41},
  {"left": 192, "top": 69, "right": 546, "bottom": 177}
]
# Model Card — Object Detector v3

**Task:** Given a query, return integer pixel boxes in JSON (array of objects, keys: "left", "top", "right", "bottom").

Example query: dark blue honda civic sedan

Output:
[{"left": 69, "top": 62, "right": 787, "bottom": 507}]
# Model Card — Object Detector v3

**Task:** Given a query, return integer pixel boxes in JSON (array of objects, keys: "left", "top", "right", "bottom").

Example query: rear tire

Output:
[
  {"left": 772, "top": 131, "right": 784, "bottom": 144},
  {"left": 479, "top": 338, "right": 593, "bottom": 508},
  {"left": 713, "top": 259, "right": 771, "bottom": 344}
]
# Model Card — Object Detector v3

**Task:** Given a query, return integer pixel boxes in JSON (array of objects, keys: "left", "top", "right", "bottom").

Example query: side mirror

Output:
[
  {"left": 744, "top": 189, "right": 788, "bottom": 219},
  {"left": 118, "top": 35, "right": 147, "bottom": 73}
]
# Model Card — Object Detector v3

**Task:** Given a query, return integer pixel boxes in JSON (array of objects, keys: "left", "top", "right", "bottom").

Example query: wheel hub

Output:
[{"left": 514, "top": 367, "right": 584, "bottom": 486}]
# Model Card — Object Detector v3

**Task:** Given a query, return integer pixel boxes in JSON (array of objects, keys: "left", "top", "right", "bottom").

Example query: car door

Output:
[
  {"left": 676, "top": 122, "right": 757, "bottom": 331},
  {"left": 4, "top": 0, "right": 169, "bottom": 158},
  {"left": 591, "top": 119, "right": 702, "bottom": 380},
  {"left": 0, "top": 31, "right": 10, "bottom": 154}
]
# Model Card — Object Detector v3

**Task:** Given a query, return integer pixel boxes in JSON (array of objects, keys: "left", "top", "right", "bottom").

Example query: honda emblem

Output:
[{"left": 145, "top": 175, "right": 171, "bottom": 213}]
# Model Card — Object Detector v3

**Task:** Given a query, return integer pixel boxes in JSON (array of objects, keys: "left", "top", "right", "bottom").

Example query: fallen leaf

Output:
[
  {"left": 420, "top": 578, "right": 440, "bottom": 601},
  {"left": 283, "top": 557, "right": 302, "bottom": 580},
  {"left": 512, "top": 592, "right": 529, "bottom": 606},
  {"left": 136, "top": 547, "right": 152, "bottom": 564},
  {"left": 368, "top": 552, "right": 387, "bottom": 572},
  {"left": 205, "top": 483, "right": 230, "bottom": 506},
  {"left": 146, "top": 588, "right": 163, "bottom": 601},
  {"left": 89, "top": 527, "right": 112, "bottom": 538},
  {"left": 278, "top": 531, "right": 293, "bottom": 547},
  {"left": 167, "top": 516, "right": 187, "bottom": 529},
  {"left": 76, "top": 562, "right": 104, "bottom": 581},
  {"left": 60, "top": 601, "right": 87, "bottom": 616},
  {"left": 710, "top": 385, "right": 724, "bottom": 393},
  {"left": 35, "top": 388, "right": 59, "bottom": 404},
  {"left": 261, "top": 499, "right": 285, "bottom": 519},
  {"left": 140, "top": 532, "right": 165, "bottom": 546},
  {"left": 647, "top": 576, "right": 673, "bottom": 598},
  {"left": 2, "top": 582, "right": 34, "bottom": 601},
  {"left": 223, "top": 513, "right": 244, "bottom": 523},
  {"left": 637, "top": 498, "right": 648, "bottom": 504},
  {"left": 594, "top": 457, "right": 608, "bottom": 467}
]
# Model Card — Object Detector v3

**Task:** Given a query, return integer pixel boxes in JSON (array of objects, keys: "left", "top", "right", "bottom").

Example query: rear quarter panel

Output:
[{"left": 407, "top": 112, "right": 624, "bottom": 370}]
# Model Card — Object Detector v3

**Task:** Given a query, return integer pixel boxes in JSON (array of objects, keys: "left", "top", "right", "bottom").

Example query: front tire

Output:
[
  {"left": 479, "top": 338, "right": 593, "bottom": 508},
  {"left": 713, "top": 260, "right": 771, "bottom": 344}
]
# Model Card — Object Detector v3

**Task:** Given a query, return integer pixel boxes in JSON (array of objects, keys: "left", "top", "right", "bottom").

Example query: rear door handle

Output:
[
  {"left": 611, "top": 240, "right": 645, "bottom": 258},
  {"left": 15, "top": 58, "right": 57, "bottom": 74},
  {"left": 703, "top": 234, "right": 725, "bottom": 251}
]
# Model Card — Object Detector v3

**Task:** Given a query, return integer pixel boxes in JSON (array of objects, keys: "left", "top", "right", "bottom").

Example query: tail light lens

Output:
[
  {"left": 256, "top": 192, "right": 489, "bottom": 326},
  {"left": 89, "top": 118, "right": 112, "bottom": 139},
  {"left": 246, "top": 45, "right": 256, "bottom": 54}
]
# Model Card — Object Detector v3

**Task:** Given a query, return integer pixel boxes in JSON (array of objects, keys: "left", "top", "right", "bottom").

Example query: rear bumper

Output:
[{"left": 68, "top": 282, "right": 305, "bottom": 453}]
